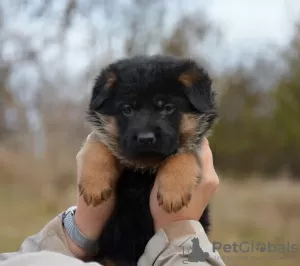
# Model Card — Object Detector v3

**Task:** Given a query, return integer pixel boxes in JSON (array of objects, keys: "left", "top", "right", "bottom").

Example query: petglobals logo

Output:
[
  {"left": 179, "top": 237, "right": 211, "bottom": 264},
  {"left": 212, "top": 241, "right": 298, "bottom": 253}
]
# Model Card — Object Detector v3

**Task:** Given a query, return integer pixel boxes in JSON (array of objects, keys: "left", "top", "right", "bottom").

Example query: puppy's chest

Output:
[
  {"left": 96, "top": 168, "right": 156, "bottom": 265},
  {"left": 116, "top": 168, "right": 156, "bottom": 197}
]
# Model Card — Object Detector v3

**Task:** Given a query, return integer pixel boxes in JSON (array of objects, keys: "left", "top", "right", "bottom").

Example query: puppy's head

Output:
[{"left": 87, "top": 55, "right": 217, "bottom": 168}]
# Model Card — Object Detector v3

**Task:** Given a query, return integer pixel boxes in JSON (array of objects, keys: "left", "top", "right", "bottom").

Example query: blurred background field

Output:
[{"left": 1, "top": 1, "right": 300, "bottom": 265}]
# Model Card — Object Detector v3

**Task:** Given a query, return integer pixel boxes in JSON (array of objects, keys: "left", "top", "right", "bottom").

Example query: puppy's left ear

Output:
[
  {"left": 90, "top": 69, "right": 116, "bottom": 110},
  {"left": 179, "top": 64, "right": 213, "bottom": 113}
]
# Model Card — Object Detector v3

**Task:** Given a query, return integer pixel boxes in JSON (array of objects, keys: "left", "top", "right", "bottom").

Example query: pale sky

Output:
[
  {"left": 207, "top": 0, "right": 300, "bottom": 47},
  {"left": 191, "top": 0, "right": 300, "bottom": 68}
]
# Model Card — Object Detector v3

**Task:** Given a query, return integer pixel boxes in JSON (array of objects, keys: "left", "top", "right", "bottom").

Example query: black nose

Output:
[{"left": 136, "top": 132, "right": 156, "bottom": 144}]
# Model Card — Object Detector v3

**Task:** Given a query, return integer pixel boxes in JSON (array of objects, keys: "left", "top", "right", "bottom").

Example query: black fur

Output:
[
  {"left": 87, "top": 55, "right": 217, "bottom": 265},
  {"left": 97, "top": 169, "right": 210, "bottom": 266}
]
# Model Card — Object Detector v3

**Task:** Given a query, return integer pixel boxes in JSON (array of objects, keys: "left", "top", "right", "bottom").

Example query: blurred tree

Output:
[
  {"left": 125, "top": 0, "right": 166, "bottom": 55},
  {"left": 271, "top": 24, "right": 300, "bottom": 176},
  {"left": 209, "top": 23, "right": 300, "bottom": 178},
  {"left": 3, "top": 0, "right": 299, "bottom": 178},
  {"left": 210, "top": 66, "right": 273, "bottom": 174},
  {"left": 0, "top": 66, "right": 28, "bottom": 142},
  {"left": 161, "top": 13, "right": 219, "bottom": 60}
]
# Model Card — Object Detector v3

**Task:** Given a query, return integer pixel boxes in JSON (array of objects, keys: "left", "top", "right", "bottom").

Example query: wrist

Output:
[
  {"left": 62, "top": 194, "right": 115, "bottom": 259},
  {"left": 64, "top": 229, "right": 90, "bottom": 260},
  {"left": 74, "top": 196, "right": 108, "bottom": 240},
  {"left": 158, "top": 220, "right": 205, "bottom": 241},
  {"left": 154, "top": 214, "right": 202, "bottom": 232},
  {"left": 62, "top": 206, "right": 101, "bottom": 259}
]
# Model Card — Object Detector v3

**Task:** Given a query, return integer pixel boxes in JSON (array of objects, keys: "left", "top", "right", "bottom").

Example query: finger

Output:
[
  {"left": 201, "top": 169, "right": 219, "bottom": 188},
  {"left": 196, "top": 137, "right": 209, "bottom": 157},
  {"left": 201, "top": 137, "right": 209, "bottom": 146},
  {"left": 195, "top": 138, "right": 219, "bottom": 188},
  {"left": 86, "top": 133, "right": 94, "bottom": 142},
  {"left": 196, "top": 138, "right": 213, "bottom": 169},
  {"left": 76, "top": 149, "right": 83, "bottom": 162}
]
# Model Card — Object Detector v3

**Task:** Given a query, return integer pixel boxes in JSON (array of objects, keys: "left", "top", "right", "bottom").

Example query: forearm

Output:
[
  {"left": 65, "top": 194, "right": 115, "bottom": 260},
  {"left": 0, "top": 211, "right": 225, "bottom": 266},
  {"left": 138, "top": 220, "right": 226, "bottom": 266}
]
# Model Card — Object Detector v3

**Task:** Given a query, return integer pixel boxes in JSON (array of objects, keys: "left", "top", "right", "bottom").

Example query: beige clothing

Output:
[{"left": 0, "top": 211, "right": 225, "bottom": 266}]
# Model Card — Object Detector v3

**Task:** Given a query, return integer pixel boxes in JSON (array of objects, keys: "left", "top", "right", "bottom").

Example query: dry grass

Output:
[
  {"left": 0, "top": 148, "right": 300, "bottom": 265},
  {"left": 210, "top": 178, "right": 300, "bottom": 266}
]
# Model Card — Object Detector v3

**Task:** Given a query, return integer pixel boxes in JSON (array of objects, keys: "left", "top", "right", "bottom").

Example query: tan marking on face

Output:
[
  {"left": 179, "top": 114, "right": 198, "bottom": 146},
  {"left": 104, "top": 116, "right": 119, "bottom": 137}
]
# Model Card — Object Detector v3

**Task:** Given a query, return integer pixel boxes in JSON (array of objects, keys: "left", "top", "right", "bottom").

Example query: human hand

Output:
[
  {"left": 150, "top": 137, "right": 219, "bottom": 231},
  {"left": 65, "top": 133, "right": 118, "bottom": 259}
]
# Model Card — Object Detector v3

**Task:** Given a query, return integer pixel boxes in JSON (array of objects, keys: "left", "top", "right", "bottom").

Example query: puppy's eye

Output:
[
  {"left": 122, "top": 104, "right": 132, "bottom": 116},
  {"left": 162, "top": 104, "right": 176, "bottom": 115}
]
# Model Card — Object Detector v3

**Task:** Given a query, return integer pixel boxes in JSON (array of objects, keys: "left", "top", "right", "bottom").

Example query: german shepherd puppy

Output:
[{"left": 79, "top": 55, "right": 218, "bottom": 265}]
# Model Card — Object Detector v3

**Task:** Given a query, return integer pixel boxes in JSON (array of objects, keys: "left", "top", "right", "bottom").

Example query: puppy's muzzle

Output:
[{"left": 123, "top": 128, "right": 177, "bottom": 160}]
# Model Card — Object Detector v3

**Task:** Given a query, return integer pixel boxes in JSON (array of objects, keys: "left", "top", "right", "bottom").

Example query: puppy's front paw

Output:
[
  {"left": 77, "top": 133, "right": 120, "bottom": 207},
  {"left": 79, "top": 180, "right": 113, "bottom": 206},
  {"left": 156, "top": 153, "right": 199, "bottom": 213},
  {"left": 157, "top": 188, "right": 192, "bottom": 213}
]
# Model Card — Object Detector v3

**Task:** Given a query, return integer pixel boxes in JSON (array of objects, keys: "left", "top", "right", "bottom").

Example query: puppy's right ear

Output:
[
  {"left": 90, "top": 70, "right": 116, "bottom": 110},
  {"left": 178, "top": 63, "right": 213, "bottom": 113}
]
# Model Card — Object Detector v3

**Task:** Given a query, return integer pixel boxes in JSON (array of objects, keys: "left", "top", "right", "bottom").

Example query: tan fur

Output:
[
  {"left": 179, "top": 114, "right": 198, "bottom": 147},
  {"left": 78, "top": 132, "right": 122, "bottom": 206},
  {"left": 178, "top": 71, "right": 200, "bottom": 87},
  {"left": 88, "top": 113, "right": 121, "bottom": 158},
  {"left": 104, "top": 116, "right": 119, "bottom": 137},
  {"left": 156, "top": 152, "right": 200, "bottom": 213}
]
